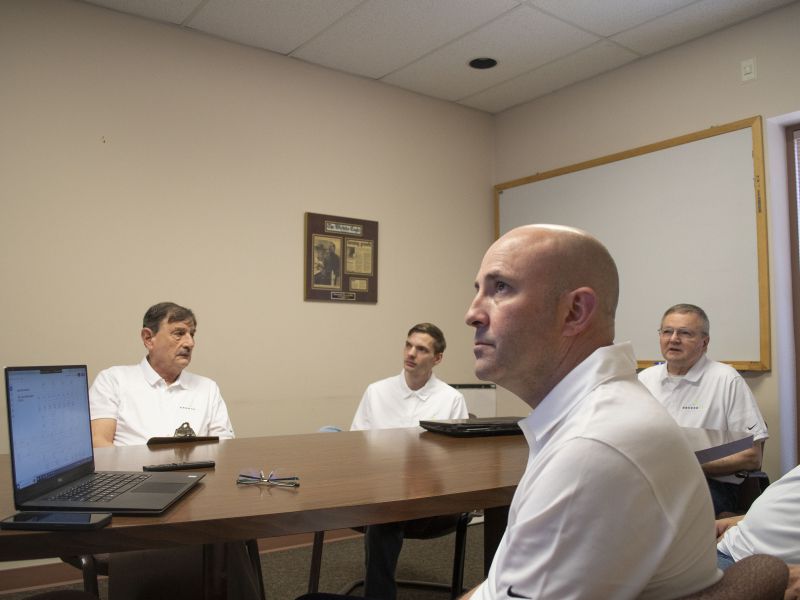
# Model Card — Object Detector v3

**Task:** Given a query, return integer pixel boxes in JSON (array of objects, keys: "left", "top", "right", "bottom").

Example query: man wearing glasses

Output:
[{"left": 638, "top": 303, "right": 768, "bottom": 515}]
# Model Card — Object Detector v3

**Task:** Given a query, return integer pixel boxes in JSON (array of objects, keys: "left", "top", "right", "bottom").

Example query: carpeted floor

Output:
[{"left": 1, "top": 524, "right": 485, "bottom": 600}]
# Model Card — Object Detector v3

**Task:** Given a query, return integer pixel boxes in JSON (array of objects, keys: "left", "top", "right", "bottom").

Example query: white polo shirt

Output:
[
  {"left": 472, "top": 343, "right": 720, "bottom": 600},
  {"left": 89, "top": 357, "right": 235, "bottom": 446},
  {"left": 638, "top": 354, "right": 767, "bottom": 484},
  {"left": 718, "top": 464, "right": 800, "bottom": 563},
  {"left": 350, "top": 372, "right": 467, "bottom": 430}
]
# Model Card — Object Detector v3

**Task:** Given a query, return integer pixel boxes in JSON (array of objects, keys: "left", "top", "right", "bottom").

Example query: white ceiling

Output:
[{"left": 81, "top": 0, "right": 797, "bottom": 114}]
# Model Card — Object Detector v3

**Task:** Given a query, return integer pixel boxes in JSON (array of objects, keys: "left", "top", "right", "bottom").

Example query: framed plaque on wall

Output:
[{"left": 304, "top": 212, "right": 378, "bottom": 303}]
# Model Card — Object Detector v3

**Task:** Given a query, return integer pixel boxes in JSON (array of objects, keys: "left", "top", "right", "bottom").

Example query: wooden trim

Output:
[
  {"left": 785, "top": 123, "right": 800, "bottom": 462},
  {"left": 752, "top": 116, "right": 772, "bottom": 370},
  {"left": 494, "top": 116, "right": 759, "bottom": 192}
]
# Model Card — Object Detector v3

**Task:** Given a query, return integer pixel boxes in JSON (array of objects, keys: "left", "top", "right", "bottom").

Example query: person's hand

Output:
[
  {"left": 715, "top": 515, "right": 743, "bottom": 539},
  {"left": 785, "top": 564, "right": 800, "bottom": 600}
]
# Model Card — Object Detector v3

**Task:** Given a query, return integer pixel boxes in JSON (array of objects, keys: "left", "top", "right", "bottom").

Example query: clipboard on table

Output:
[
  {"left": 146, "top": 422, "right": 219, "bottom": 446},
  {"left": 146, "top": 436, "right": 219, "bottom": 446}
]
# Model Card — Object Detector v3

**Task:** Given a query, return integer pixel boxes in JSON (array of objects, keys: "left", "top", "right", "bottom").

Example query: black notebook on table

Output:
[
  {"left": 4, "top": 365, "right": 205, "bottom": 514},
  {"left": 419, "top": 416, "right": 524, "bottom": 437}
]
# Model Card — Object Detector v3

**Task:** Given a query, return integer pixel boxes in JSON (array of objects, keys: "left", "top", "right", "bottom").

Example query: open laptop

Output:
[
  {"left": 419, "top": 416, "right": 524, "bottom": 437},
  {"left": 4, "top": 365, "right": 205, "bottom": 514}
]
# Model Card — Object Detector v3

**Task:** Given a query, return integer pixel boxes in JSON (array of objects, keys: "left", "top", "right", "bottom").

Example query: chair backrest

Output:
[{"left": 677, "top": 554, "right": 788, "bottom": 600}]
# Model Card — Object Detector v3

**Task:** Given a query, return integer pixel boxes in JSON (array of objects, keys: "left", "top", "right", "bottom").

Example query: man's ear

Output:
[
  {"left": 141, "top": 328, "right": 155, "bottom": 350},
  {"left": 433, "top": 352, "right": 443, "bottom": 366},
  {"left": 561, "top": 287, "right": 597, "bottom": 337}
]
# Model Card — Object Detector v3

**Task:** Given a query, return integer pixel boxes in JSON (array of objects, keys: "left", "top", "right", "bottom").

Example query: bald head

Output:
[
  {"left": 465, "top": 224, "right": 620, "bottom": 406},
  {"left": 504, "top": 225, "right": 619, "bottom": 332}
]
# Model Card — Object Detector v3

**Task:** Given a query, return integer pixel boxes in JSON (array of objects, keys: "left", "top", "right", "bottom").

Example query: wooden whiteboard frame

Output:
[{"left": 494, "top": 116, "right": 770, "bottom": 371}]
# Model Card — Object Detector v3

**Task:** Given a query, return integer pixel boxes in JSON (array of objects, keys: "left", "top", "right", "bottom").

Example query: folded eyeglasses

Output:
[{"left": 237, "top": 468, "right": 300, "bottom": 488}]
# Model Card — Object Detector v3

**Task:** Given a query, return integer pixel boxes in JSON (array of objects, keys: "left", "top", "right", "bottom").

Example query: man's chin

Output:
[{"left": 473, "top": 360, "right": 496, "bottom": 382}]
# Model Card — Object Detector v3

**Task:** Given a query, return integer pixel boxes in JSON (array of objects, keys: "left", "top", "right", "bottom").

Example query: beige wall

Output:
[
  {"left": 0, "top": 0, "right": 495, "bottom": 449},
  {"left": 494, "top": 1, "right": 800, "bottom": 479},
  {"left": 1, "top": 0, "right": 797, "bottom": 480}
]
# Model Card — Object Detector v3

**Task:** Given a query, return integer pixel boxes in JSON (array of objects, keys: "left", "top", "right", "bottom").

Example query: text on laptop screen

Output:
[{"left": 7, "top": 367, "right": 94, "bottom": 489}]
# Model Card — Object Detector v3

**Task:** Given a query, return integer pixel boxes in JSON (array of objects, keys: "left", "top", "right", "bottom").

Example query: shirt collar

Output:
[
  {"left": 519, "top": 342, "right": 637, "bottom": 448},
  {"left": 682, "top": 353, "right": 708, "bottom": 383},
  {"left": 139, "top": 356, "right": 189, "bottom": 390},
  {"left": 397, "top": 371, "right": 438, "bottom": 401},
  {"left": 658, "top": 352, "right": 707, "bottom": 384}
]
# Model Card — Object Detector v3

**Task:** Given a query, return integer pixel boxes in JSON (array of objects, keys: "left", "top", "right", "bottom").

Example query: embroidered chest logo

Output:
[{"left": 680, "top": 397, "right": 702, "bottom": 410}]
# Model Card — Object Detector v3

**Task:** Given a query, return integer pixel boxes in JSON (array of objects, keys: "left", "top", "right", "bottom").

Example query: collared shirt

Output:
[
  {"left": 350, "top": 372, "right": 467, "bottom": 430},
  {"left": 89, "top": 357, "right": 235, "bottom": 446},
  {"left": 638, "top": 354, "right": 768, "bottom": 484},
  {"left": 472, "top": 343, "right": 719, "bottom": 600},
  {"left": 718, "top": 464, "right": 800, "bottom": 563}
]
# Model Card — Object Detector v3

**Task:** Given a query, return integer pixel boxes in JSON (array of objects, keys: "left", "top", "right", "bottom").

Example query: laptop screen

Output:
[{"left": 5, "top": 366, "right": 94, "bottom": 491}]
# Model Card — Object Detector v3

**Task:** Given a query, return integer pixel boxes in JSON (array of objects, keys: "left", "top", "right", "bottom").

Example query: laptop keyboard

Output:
[{"left": 47, "top": 472, "right": 151, "bottom": 502}]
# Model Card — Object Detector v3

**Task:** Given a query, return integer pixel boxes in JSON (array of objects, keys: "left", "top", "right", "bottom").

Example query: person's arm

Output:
[
  {"left": 206, "top": 383, "right": 235, "bottom": 439},
  {"left": 451, "top": 393, "right": 469, "bottom": 419},
  {"left": 91, "top": 418, "right": 117, "bottom": 447},
  {"left": 715, "top": 514, "right": 744, "bottom": 539},
  {"left": 707, "top": 374, "right": 767, "bottom": 478},
  {"left": 785, "top": 564, "right": 800, "bottom": 600},
  {"left": 350, "top": 386, "right": 372, "bottom": 431},
  {"left": 88, "top": 368, "right": 120, "bottom": 447},
  {"left": 459, "top": 585, "right": 479, "bottom": 599},
  {"left": 701, "top": 443, "right": 762, "bottom": 477}
]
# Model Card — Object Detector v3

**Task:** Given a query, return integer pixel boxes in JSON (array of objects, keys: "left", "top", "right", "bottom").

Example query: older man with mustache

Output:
[
  {"left": 89, "top": 301, "right": 234, "bottom": 447},
  {"left": 83, "top": 303, "right": 258, "bottom": 600}
]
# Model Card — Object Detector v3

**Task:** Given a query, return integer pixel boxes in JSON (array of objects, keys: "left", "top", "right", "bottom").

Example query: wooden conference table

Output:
[
  {"left": 0, "top": 429, "right": 525, "bottom": 580},
  {"left": 0, "top": 426, "right": 752, "bottom": 596}
]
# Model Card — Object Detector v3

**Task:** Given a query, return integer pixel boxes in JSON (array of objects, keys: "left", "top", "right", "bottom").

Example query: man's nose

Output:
[
  {"left": 465, "top": 296, "right": 484, "bottom": 327},
  {"left": 183, "top": 335, "right": 195, "bottom": 348}
]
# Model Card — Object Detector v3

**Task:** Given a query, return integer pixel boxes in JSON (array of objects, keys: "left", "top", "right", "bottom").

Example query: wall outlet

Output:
[{"left": 741, "top": 58, "right": 756, "bottom": 82}]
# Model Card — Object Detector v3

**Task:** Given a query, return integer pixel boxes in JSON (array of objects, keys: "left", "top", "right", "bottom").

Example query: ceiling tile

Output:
[
  {"left": 77, "top": 0, "right": 798, "bottom": 114},
  {"left": 382, "top": 4, "right": 599, "bottom": 101},
  {"left": 529, "top": 0, "right": 696, "bottom": 36},
  {"left": 460, "top": 40, "right": 637, "bottom": 113},
  {"left": 612, "top": 0, "right": 798, "bottom": 55},
  {"left": 83, "top": 0, "right": 203, "bottom": 24},
  {"left": 186, "top": 0, "right": 362, "bottom": 55},
  {"left": 291, "top": 0, "right": 521, "bottom": 79}
]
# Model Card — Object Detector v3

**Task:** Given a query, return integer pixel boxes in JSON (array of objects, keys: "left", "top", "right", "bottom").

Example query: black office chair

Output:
[
  {"left": 307, "top": 512, "right": 472, "bottom": 599},
  {"left": 716, "top": 439, "right": 770, "bottom": 519},
  {"left": 62, "top": 539, "right": 265, "bottom": 600},
  {"left": 733, "top": 468, "right": 770, "bottom": 511}
]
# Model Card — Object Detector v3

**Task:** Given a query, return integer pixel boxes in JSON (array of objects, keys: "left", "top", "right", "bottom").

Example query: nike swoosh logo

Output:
[
  {"left": 747, "top": 423, "right": 757, "bottom": 430},
  {"left": 508, "top": 586, "right": 531, "bottom": 599}
]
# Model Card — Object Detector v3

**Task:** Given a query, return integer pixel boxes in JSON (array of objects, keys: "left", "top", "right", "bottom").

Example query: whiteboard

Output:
[{"left": 496, "top": 117, "right": 770, "bottom": 370}]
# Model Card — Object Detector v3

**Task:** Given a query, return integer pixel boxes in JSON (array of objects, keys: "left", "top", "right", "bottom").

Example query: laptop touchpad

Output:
[{"left": 133, "top": 482, "right": 186, "bottom": 494}]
